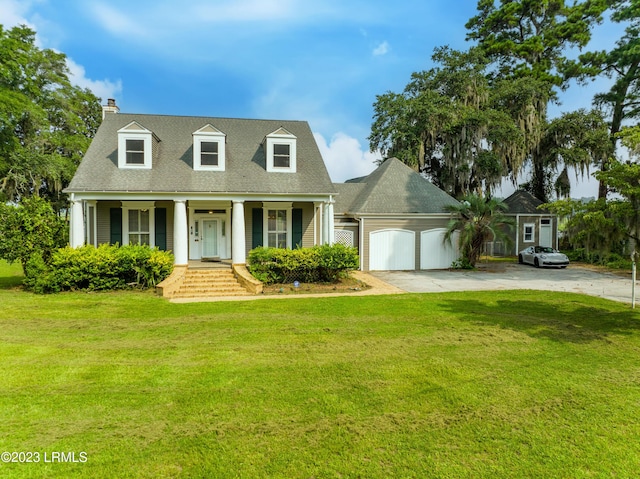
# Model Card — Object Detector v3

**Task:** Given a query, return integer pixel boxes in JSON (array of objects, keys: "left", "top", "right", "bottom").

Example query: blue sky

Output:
[{"left": 0, "top": 0, "right": 624, "bottom": 197}]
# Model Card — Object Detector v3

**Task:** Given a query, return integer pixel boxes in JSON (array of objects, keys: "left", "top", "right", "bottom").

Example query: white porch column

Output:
[
  {"left": 70, "top": 198, "right": 85, "bottom": 248},
  {"left": 232, "top": 200, "right": 246, "bottom": 264},
  {"left": 173, "top": 199, "right": 188, "bottom": 265},
  {"left": 313, "top": 203, "right": 324, "bottom": 244},
  {"left": 322, "top": 202, "right": 330, "bottom": 245},
  {"left": 327, "top": 199, "right": 335, "bottom": 245}
]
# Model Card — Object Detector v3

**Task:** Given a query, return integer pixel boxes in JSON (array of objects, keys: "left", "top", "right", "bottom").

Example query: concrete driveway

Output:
[{"left": 371, "top": 263, "right": 637, "bottom": 305}]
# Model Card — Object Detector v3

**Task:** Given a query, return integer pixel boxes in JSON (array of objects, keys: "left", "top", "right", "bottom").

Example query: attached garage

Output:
[
  {"left": 369, "top": 229, "right": 415, "bottom": 270},
  {"left": 421, "top": 229, "right": 459, "bottom": 270},
  {"left": 332, "top": 158, "right": 461, "bottom": 271}
]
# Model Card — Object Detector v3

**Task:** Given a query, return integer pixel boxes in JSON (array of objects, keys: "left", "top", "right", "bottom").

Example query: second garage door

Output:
[{"left": 420, "top": 229, "right": 459, "bottom": 270}]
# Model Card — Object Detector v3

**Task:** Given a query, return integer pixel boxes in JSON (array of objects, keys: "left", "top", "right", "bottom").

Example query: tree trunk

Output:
[{"left": 531, "top": 151, "right": 547, "bottom": 203}]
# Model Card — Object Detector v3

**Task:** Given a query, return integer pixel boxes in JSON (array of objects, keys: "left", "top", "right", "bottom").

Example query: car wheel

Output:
[
  {"left": 534, "top": 258, "right": 540, "bottom": 268},
  {"left": 518, "top": 254, "right": 523, "bottom": 264}
]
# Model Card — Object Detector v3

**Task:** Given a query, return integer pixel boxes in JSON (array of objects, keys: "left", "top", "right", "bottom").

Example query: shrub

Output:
[
  {"left": 563, "top": 249, "right": 633, "bottom": 270},
  {"left": 0, "top": 197, "right": 67, "bottom": 273},
  {"left": 248, "top": 244, "right": 359, "bottom": 284},
  {"left": 451, "top": 257, "right": 474, "bottom": 270},
  {"left": 23, "top": 244, "right": 174, "bottom": 293}
]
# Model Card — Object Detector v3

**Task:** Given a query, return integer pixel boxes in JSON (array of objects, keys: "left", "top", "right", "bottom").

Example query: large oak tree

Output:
[
  {"left": 466, "top": 0, "right": 610, "bottom": 202},
  {"left": 369, "top": 47, "right": 538, "bottom": 198},
  {"left": 0, "top": 24, "right": 101, "bottom": 208}
]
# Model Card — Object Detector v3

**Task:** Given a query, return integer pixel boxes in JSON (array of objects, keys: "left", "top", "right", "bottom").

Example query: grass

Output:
[{"left": 1, "top": 261, "right": 639, "bottom": 477}]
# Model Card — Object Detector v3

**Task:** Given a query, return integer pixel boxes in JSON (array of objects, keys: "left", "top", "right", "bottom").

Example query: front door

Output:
[{"left": 202, "top": 219, "right": 219, "bottom": 258}]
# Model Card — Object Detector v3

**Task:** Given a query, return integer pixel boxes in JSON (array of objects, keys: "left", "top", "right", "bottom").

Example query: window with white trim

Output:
[
  {"left": 200, "top": 141, "right": 219, "bottom": 166},
  {"left": 193, "top": 125, "right": 226, "bottom": 171},
  {"left": 263, "top": 202, "right": 293, "bottom": 248},
  {"left": 523, "top": 223, "right": 535, "bottom": 243},
  {"left": 265, "top": 128, "right": 296, "bottom": 173},
  {"left": 273, "top": 144, "right": 290, "bottom": 168},
  {"left": 122, "top": 202, "right": 155, "bottom": 246},
  {"left": 126, "top": 139, "right": 145, "bottom": 164},
  {"left": 268, "top": 209, "right": 287, "bottom": 248},
  {"left": 128, "top": 209, "right": 150, "bottom": 245},
  {"left": 117, "top": 122, "right": 153, "bottom": 169}
]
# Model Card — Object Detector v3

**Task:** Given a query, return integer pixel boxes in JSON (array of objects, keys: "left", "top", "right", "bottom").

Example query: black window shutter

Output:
[
  {"left": 252, "top": 208, "right": 263, "bottom": 249},
  {"left": 155, "top": 208, "right": 167, "bottom": 250},
  {"left": 110, "top": 208, "right": 122, "bottom": 245},
  {"left": 292, "top": 208, "right": 303, "bottom": 248}
]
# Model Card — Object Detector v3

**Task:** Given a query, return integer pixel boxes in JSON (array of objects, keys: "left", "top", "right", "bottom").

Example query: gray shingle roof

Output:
[
  {"left": 504, "top": 190, "right": 549, "bottom": 214},
  {"left": 66, "top": 113, "right": 335, "bottom": 195},
  {"left": 334, "top": 158, "right": 459, "bottom": 214}
]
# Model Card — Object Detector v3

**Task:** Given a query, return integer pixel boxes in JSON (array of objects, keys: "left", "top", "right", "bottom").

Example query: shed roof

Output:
[{"left": 504, "top": 190, "right": 550, "bottom": 214}]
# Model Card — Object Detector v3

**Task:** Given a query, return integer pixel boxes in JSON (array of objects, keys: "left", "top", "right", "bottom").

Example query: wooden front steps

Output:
[{"left": 157, "top": 265, "right": 255, "bottom": 299}]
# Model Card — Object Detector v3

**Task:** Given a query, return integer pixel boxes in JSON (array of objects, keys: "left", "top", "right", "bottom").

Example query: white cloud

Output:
[
  {"left": 90, "top": 3, "right": 149, "bottom": 38},
  {"left": 314, "top": 132, "right": 380, "bottom": 183},
  {"left": 372, "top": 41, "right": 390, "bottom": 56},
  {"left": 66, "top": 57, "right": 123, "bottom": 103},
  {"left": 0, "top": 0, "right": 34, "bottom": 28}
]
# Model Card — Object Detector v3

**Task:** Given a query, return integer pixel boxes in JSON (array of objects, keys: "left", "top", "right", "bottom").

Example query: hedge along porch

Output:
[{"left": 66, "top": 105, "right": 337, "bottom": 267}]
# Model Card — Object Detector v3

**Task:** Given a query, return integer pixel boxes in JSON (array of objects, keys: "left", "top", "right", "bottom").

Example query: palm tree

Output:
[{"left": 444, "top": 195, "right": 514, "bottom": 268}]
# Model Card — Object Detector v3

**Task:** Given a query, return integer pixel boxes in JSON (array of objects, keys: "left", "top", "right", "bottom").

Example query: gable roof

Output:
[
  {"left": 334, "top": 157, "right": 459, "bottom": 214},
  {"left": 504, "top": 190, "right": 550, "bottom": 214},
  {"left": 66, "top": 113, "right": 335, "bottom": 195}
]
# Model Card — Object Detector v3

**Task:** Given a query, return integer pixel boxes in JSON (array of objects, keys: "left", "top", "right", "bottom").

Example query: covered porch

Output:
[{"left": 69, "top": 194, "right": 336, "bottom": 266}]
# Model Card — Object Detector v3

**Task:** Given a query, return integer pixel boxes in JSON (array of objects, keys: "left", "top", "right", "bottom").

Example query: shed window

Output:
[{"left": 524, "top": 223, "right": 535, "bottom": 243}]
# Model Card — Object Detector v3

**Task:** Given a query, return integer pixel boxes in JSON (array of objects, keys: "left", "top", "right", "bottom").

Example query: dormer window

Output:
[
  {"left": 265, "top": 127, "right": 296, "bottom": 173},
  {"left": 200, "top": 141, "right": 219, "bottom": 166},
  {"left": 193, "top": 124, "right": 226, "bottom": 171},
  {"left": 126, "top": 139, "right": 145, "bottom": 164},
  {"left": 117, "top": 121, "right": 154, "bottom": 169},
  {"left": 273, "top": 144, "right": 291, "bottom": 168}
]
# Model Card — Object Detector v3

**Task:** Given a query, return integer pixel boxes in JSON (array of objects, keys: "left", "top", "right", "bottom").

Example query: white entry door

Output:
[
  {"left": 202, "top": 219, "right": 219, "bottom": 258},
  {"left": 539, "top": 219, "right": 552, "bottom": 247}
]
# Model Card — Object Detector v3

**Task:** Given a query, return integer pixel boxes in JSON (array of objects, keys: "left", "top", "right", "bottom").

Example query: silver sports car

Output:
[{"left": 518, "top": 246, "right": 569, "bottom": 268}]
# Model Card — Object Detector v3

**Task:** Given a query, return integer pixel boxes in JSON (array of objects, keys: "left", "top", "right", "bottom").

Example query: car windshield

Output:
[{"left": 535, "top": 246, "right": 554, "bottom": 253}]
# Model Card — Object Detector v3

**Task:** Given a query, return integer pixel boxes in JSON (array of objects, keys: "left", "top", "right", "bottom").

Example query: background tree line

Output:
[{"left": 370, "top": 0, "right": 639, "bottom": 265}]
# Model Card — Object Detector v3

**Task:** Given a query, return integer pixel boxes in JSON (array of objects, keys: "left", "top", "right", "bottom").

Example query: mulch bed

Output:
[{"left": 261, "top": 275, "right": 370, "bottom": 295}]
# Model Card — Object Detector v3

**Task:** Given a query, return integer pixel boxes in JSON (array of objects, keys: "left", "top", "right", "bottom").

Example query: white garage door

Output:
[
  {"left": 369, "top": 229, "right": 415, "bottom": 270},
  {"left": 420, "top": 229, "right": 459, "bottom": 270}
]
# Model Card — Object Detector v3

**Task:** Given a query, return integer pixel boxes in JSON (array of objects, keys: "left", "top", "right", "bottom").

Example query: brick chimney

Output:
[{"left": 102, "top": 98, "right": 120, "bottom": 119}]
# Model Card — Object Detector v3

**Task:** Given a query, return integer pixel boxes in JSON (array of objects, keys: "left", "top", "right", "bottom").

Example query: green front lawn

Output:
[{"left": 0, "top": 264, "right": 639, "bottom": 478}]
